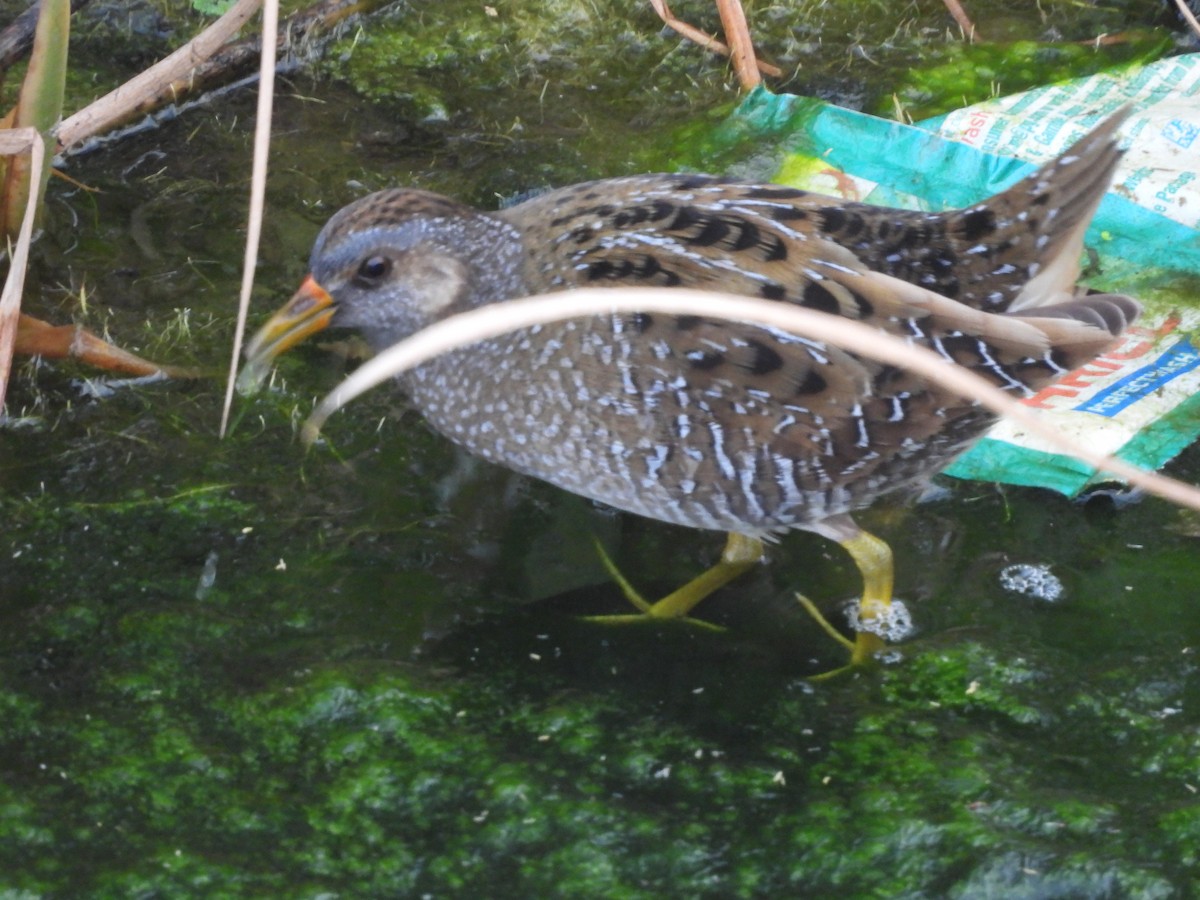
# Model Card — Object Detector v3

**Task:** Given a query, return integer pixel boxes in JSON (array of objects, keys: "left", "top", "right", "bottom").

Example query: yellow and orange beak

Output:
[{"left": 237, "top": 274, "right": 336, "bottom": 394}]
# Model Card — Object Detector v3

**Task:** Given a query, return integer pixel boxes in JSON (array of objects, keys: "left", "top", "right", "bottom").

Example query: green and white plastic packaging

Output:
[{"left": 713, "top": 55, "right": 1200, "bottom": 496}]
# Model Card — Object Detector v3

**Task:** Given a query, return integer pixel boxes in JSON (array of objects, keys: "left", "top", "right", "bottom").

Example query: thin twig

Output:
[
  {"left": 648, "top": 0, "right": 782, "bottom": 80},
  {"left": 0, "top": 127, "right": 45, "bottom": 414},
  {"left": 220, "top": 0, "right": 278, "bottom": 438}
]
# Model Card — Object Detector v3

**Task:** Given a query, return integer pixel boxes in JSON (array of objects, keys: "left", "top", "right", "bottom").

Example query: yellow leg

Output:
[
  {"left": 838, "top": 529, "right": 894, "bottom": 667},
  {"left": 801, "top": 515, "right": 898, "bottom": 672},
  {"left": 588, "top": 518, "right": 902, "bottom": 672},
  {"left": 587, "top": 532, "right": 764, "bottom": 626}
]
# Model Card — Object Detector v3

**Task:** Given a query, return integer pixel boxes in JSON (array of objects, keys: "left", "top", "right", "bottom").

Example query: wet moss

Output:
[
  {"left": 890, "top": 34, "right": 1174, "bottom": 120},
  {"left": 2, "top": 557, "right": 1199, "bottom": 894}
]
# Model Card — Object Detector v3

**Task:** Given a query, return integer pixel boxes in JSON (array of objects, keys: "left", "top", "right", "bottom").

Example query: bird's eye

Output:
[{"left": 356, "top": 256, "right": 391, "bottom": 283}]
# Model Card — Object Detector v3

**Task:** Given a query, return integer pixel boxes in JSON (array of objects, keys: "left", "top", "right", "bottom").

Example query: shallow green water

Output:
[{"left": 2, "top": 1, "right": 1199, "bottom": 896}]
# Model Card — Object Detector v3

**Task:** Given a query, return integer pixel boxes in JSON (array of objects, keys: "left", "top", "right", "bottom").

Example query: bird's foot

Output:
[
  {"left": 796, "top": 592, "right": 913, "bottom": 680},
  {"left": 579, "top": 538, "right": 728, "bottom": 633}
]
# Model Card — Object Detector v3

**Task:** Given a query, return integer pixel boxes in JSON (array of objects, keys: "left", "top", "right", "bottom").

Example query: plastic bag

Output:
[{"left": 709, "top": 55, "right": 1200, "bottom": 496}]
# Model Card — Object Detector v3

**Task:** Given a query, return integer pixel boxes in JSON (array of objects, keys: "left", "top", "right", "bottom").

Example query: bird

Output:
[{"left": 241, "top": 108, "right": 1138, "bottom": 667}]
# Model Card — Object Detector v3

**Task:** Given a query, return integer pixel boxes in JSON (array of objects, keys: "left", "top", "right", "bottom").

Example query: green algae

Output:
[
  {"left": 889, "top": 33, "right": 1174, "bottom": 120},
  {"left": 2, "top": 437, "right": 1198, "bottom": 897},
  {"left": 2, "top": 581, "right": 1198, "bottom": 895}
]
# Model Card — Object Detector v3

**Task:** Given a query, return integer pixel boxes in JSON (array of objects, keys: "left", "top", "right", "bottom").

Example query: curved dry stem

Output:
[
  {"left": 219, "top": 0, "right": 279, "bottom": 438},
  {"left": 0, "top": 127, "right": 45, "bottom": 414},
  {"left": 299, "top": 286, "right": 1200, "bottom": 513}
]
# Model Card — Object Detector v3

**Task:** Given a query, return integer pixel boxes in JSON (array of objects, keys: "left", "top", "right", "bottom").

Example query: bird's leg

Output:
[
  {"left": 647, "top": 532, "right": 764, "bottom": 618},
  {"left": 807, "top": 515, "right": 898, "bottom": 667},
  {"left": 588, "top": 532, "right": 763, "bottom": 627},
  {"left": 839, "top": 529, "right": 894, "bottom": 665}
]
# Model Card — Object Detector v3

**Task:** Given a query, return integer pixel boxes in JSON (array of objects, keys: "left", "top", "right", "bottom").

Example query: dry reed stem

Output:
[
  {"left": 648, "top": 0, "right": 782, "bottom": 81},
  {"left": 715, "top": 0, "right": 761, "bottom": 90},
  {"left": 0, "top": 127, "right": 45, "bottom": 414},
  {"left": 220, "top": 0, "right": 278, "bottom": 437}
]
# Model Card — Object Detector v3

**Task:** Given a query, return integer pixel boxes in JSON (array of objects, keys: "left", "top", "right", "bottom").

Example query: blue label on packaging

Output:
[{"left": 1079, "top": 339, "right": 1200, "bottom": 416}]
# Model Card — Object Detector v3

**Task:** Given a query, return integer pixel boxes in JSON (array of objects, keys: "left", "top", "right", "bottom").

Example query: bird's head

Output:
[{"left": 239, "top": 188, "right": 526, "bottom": 392}]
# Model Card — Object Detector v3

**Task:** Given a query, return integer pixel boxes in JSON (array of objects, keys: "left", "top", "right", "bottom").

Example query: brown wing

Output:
[
  {"left": 505, "top": 108, "right": 1128, "bottom": 317},
  {"left": 492, "top": 113, "right": 1135, "bottom": 517}
]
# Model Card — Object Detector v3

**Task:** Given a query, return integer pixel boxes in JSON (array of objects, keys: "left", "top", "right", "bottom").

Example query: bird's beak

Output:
[{"left": 237, "top": 274, "right": 336, "bottom": 394}]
